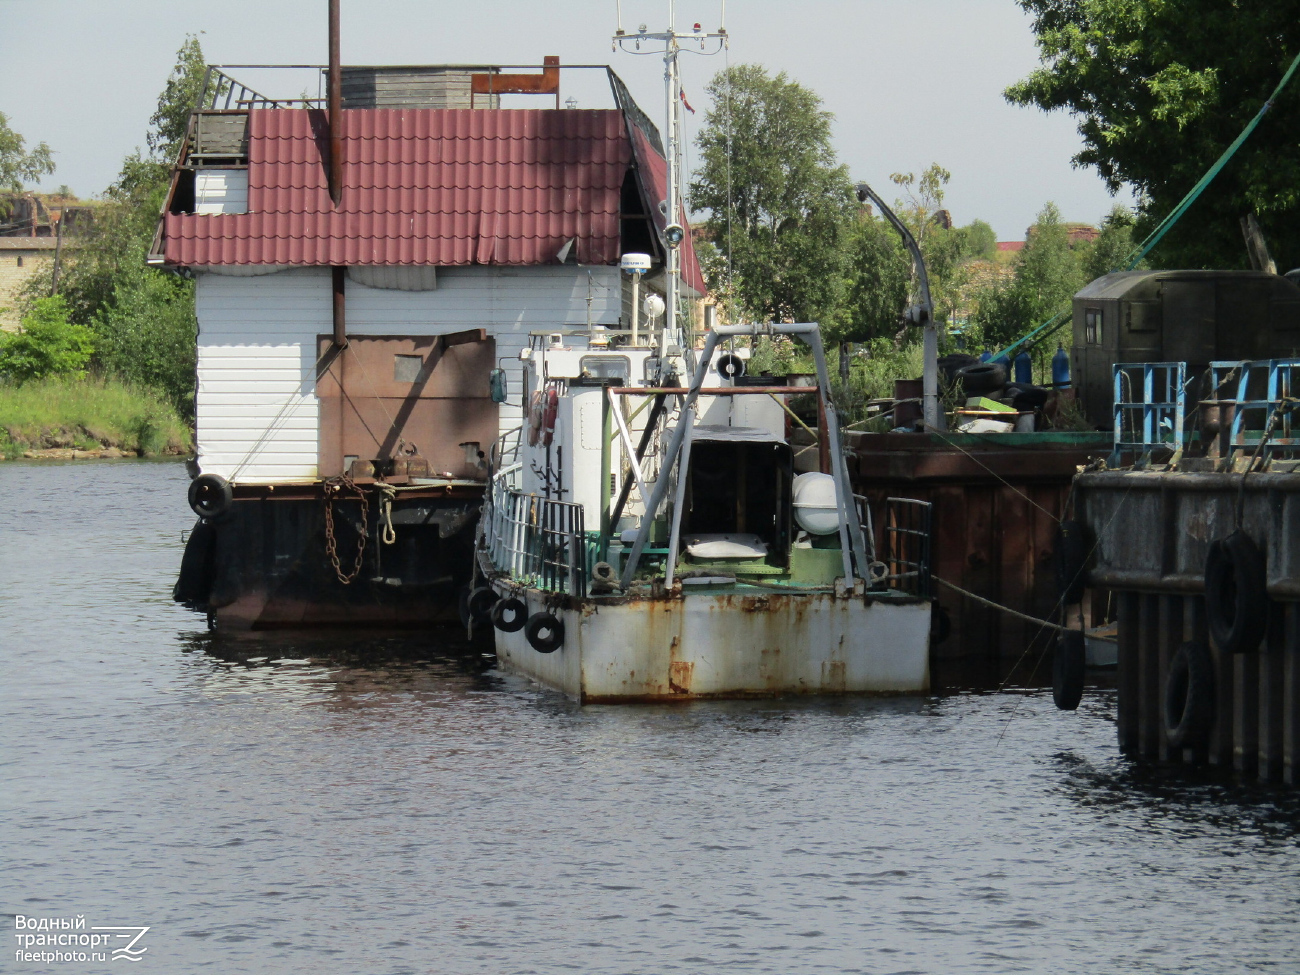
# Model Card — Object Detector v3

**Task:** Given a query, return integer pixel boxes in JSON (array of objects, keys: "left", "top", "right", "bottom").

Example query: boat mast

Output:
[{"left": 614, "top": 2, "right": 727, "bottom": 359}]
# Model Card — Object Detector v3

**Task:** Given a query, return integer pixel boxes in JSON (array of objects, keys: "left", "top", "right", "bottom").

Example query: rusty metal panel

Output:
[{"left": 317, "top": 333, "right": 497, "bottom": 477}]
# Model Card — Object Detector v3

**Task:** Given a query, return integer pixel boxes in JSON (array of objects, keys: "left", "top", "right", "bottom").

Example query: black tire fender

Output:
[
  {"left": 525, "top": 611, "right": 565, "bottom": 654},
  {"left": 1053, "top": 629, "right": 1086, "bottom": 711},
  {"left": 1205, "top": 531, "right": 1268, "bottom": 654},
  {"left": 173, "top": 519, "right": 217, "bottom": 608},
  {"left": 491, "top": 596, "right": 528, "bottom": 633},
  {"left": 1164, "top": 640, "right": 1215, "bottom": 748},
  {"left": 716, "top": 352, "right": 746, "bottom": 379},
  {"left": 188, "top": 473, "right": 233, "bottom": 519},
  {"left": 930, "top": 604, "right": 951, "bottom": 646},
  {"left": 1055, "top": 520, "right": 1090, "bottom": 606},
  {"left": 465, "top": 586, "right": 499, "bottom": 625}
]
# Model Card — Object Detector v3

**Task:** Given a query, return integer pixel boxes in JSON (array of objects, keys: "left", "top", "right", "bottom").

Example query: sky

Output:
[{"left": 0, "top": 0, "right": 1134, "bottom": 240}]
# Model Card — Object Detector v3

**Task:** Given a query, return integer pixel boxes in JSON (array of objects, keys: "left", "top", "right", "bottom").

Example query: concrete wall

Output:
[{"left": 0, "top": 240, "right": 59, "bottom": 330}]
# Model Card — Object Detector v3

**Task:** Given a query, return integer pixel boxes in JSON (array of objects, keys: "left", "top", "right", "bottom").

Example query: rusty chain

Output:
[{"left": 324, "top": 474, "right": 368, "bottom": 585}]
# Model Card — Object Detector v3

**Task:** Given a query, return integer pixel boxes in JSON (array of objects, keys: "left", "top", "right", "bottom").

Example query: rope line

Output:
[
  {"left": 934, "top": 576, "right": 1071, "bottom": 632},
  {"left": 924, "top": 425, "right": 1062, "bottom": 524}
]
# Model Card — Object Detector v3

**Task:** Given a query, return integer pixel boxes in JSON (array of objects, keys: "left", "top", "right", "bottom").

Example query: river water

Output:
[{"left": 3, "top": 460, "right": 1298, "bottom": 974}]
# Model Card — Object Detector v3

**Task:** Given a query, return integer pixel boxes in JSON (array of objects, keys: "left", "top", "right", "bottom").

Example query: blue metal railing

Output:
[
  {"left": 1111, "top": 362, "right": 1187, "bottom": 466},
  {"left": 1209, "top": 358, "right": 1300, "bottom": 460}
]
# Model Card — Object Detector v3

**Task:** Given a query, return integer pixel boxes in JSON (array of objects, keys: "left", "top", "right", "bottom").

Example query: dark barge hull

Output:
[
  {"left": 1077, "top": 470, "right": 1300, "bottom": 783},
  {"left": 847, "top": 431, "right": 1111, "bottom": 674},
  {"left": 178, "top": 482, "right": 482, "bottom": 631}
]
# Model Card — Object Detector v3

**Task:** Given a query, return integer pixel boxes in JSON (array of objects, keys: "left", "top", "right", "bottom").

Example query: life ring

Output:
[
  {"left": 188, "top": 473, "right": 233, "bottom": 519},
  {"left": 491, "top": 596, "right": 528, "bottom": 633},
  {"left": 1164, "top": 640, "right": 1215, "bottom": 748},
  {"left": 1055, "top": 520, "right": 1090, "bottom": 606},
  {"left": 527, "top": 391, "right": 544, "bottom": 447},
  {"left": 1205, "top": 531, "right": 1267, "bottom": 653},
  {"left": 591, "top": 561, "right": 618, "bottom": 591},
  {"left": 465, "top": 586, "right": 499, "bottom": 625},
  {"left": 1052, "top": 629, "right": 1086, "bottom": 711},
  {"left": 525, "top": 611, "right": 565, "bottom": 653},
  {"left": 541, "top": 387, "right": 559, "bottom": 447}
]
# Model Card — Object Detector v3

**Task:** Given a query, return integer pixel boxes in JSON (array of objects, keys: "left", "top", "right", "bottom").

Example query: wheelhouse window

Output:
[
  {"left": 579, "top": 355, "right": 631, "bottom": 382},
  {"left": 1085, "top": 307, "right": 1103, "bottom": 345}
]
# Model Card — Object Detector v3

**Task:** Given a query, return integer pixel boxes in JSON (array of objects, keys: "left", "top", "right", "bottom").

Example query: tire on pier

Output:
[
  {"left": 491, "top": 597, "right": 528, "bottom": 633},
  {"left": 1204, "top": 531, "right": 1267, "bottom": 654},
  {"left": 524, "top": 612, "right": 565, "bottom": 654},
  {"left": 1052, "top": 629, "right": 1086, "bottom": 711},
  {"left": 1163, "top": 640, "right": 1215, "bottom": 748},
  {"left": 465, "top": 586, "right": 499, "bottom": 625}
]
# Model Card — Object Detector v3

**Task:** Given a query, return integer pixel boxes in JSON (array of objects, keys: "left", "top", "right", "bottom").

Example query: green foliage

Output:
[
  {"left": 1008, "top": 1, "right": 1300, "bottom": 269},
  {"left": 0, "top": 110, "right": 55, "bottom": 193},
  {"left": 0, "top": 376, "right": 191, "bottom": 457},
  {"left": 96, "top": 269, "right": 197, "bottom": 417},
  {"left": 20, "top": 35, "right": 207, "bottom": 419},
  {"left": 839, "top": 212, "right": 910, "bottom": 343},
  {"left": 149, "top": 35, "right": 209, "bottom": 161},
  {"left": 0, "top": 297, "right": 95, "bottom": 383},
  {"left": 691, "top": 64, "right": 855, "bottom": 325},
  {"left": 971, "top": 202, "right": 1084, "bottom": 349},
  {"left": 1077, "top": 204, "right": 1142, "bottom": 281}
]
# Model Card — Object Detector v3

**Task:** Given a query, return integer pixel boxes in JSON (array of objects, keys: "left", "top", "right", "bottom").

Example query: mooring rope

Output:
[{"left": 933, "top": 575, "right": 1071, "bottom": 633}]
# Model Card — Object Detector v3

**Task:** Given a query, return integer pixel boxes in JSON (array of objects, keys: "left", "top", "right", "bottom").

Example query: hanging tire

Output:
[
  {"left": 465, "top": 586, "right": 499, "bottom": 625},
  {"left": 1164, "top": 640, "right": 1215, "bottom": 748},
  {"left": 491, "top": 596, "right": 528, "bottom": 633},
  {"left": 1205, "top": 531, "right": 1268, "bottom": 654},
  {"left": 525, "top": 612, "right": 565, "bottom": 654},
  {"left": 173, "top": 519, "right": 217, "bottom": 608},
  {"left": 1053, "top": 629, "right": 1086, "bottom": 711},
  {"left": 955, "top": 361, "right": 1007, "bottom": 397},
  {"left": 716, "top": 352, "right": 745, "bottom": 379},
  {"left": 188, "top": 473, "right": 233, "bottom": 519},
  {"left": 930, "top": 604, "right": 951, "bottom": 646},
  {"left": 1055, "top": 520, "right": 1090, "bottom": 606}
]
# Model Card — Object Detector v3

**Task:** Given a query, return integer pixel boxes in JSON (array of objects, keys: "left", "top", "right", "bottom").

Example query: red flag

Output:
[{"left": 679, "top": 88, "right": 696, "bottom": 114}]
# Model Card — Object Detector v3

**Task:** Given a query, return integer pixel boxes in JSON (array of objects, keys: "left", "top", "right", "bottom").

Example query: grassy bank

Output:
[{"left": 0, "top": 377, "right": 192, "bottom": 458}]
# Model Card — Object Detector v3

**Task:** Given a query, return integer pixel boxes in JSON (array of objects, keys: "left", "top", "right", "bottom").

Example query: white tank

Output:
[{"left": 792, "top": 472, "right": 841, "bottom": 535}]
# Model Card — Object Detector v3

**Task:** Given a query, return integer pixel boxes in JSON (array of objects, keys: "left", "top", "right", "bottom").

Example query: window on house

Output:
[
  {"left": 16, "top": 256, "right": 23, "bottom": 268},
  {"left": 1085, "top": 308, "right": 1102, "bottom": 345},
  {"left": 394, "top": 354, "right": 424, "bottom": 383}
]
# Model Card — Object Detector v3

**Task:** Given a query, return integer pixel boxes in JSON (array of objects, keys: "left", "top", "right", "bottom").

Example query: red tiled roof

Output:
[
  {"left": 996, "top": 240, "right": 1025, "bottom": 252},
  {"left": 164, "top": 108, "right": 641, "bottom": 268},
  {"left": 627, "top": 125, "right": 705, "bottom": 295}
]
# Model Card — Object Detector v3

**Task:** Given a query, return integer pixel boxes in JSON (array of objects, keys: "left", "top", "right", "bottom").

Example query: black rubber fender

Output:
[
  {"left": 1053, "top": 629, "right": 1086, "bottom": 711},
  {"left": 188, "top": 473, "right": 233, "bottom": 519},
  {"left": 1055, "top": 520, "right": 1090, "bottom": 606},
  {"left": 525, "top": 611, "right": 565, "bottom": 654},
  {"left": 173, "top": 519, "right": 217, "bottom": 608},
  {"left": 1205, "top": 531, "right": 1268, "bottom": 653},
  {"left": 930, "top": 604, "right": 951, "bottom": 646},
  {"left": 1164, "top": 640, "right": 1215, "bottom": 748},
  {"left": 491, "top": 596, "right": 528, "bottom": 633},
  {"left": 465, "top": 586, "right": 499, "bottom": 625}
]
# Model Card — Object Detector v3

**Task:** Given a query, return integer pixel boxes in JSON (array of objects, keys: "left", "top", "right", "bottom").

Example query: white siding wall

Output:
[
  {"left": 194, "top": 170, "right": 249, "bottom": 214},
  {"left": 195, "top": 265, "right": 621, "bottom": 483}
]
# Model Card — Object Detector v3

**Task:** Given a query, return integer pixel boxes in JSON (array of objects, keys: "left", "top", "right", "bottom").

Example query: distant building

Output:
[{"left": 0, "top": 194, "right": 93, "bottom": 329}]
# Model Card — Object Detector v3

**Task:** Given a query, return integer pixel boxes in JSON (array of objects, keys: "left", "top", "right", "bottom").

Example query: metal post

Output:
[
  {"left": 620, "top": 330, "right": 720, "bottom": 587},
  {"left": 600, "top": 385, "right": 613, "bottom": 560},
  {"left": 805, "top": 329, "right": 863, "bottom": 583},
  {"left": 664, "top": 413, "right": 694, "bottom": 588},
  {"left": 327, "top": 0, "right": 343, "bottom": 207}
]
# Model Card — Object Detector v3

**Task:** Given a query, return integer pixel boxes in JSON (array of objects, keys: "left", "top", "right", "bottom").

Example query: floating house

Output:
[{"left": 162, "top": 58, "right": 704, "bottom": 629}]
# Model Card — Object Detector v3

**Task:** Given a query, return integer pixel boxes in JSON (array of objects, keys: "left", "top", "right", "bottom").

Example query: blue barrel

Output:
[
  {"left": 1052, "top": 344, "right": 1071, "bottom": 388},
  {"left": 991, "top": 352, "right": 1010, "bottom": 370},
  {"left": 1014, "top": 350, "right": 1033, "bottom": 384},
  {"left": 978, "top": 349, "right": 992, "bottom": 362}
]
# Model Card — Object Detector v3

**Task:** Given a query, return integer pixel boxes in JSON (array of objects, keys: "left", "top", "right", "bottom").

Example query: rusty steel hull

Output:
[{"left": 490, "top": 588, "right": 931, "bottom": 702}]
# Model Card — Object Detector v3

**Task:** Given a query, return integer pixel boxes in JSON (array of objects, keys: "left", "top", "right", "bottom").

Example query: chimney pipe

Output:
[{"left": 328, "top": 0, "right": 343, "bottom": 206}]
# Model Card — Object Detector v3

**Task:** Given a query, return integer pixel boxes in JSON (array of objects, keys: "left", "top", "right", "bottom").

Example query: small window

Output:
[
  {"left": 16, "top": 255, "right": 23, "bottom": 268},
  {"left": 580, "top": 355, "right": 631, "bottom": 381},
  {"left": 394, "top": 354, "right": 424, "bottom": 383},
  {"left": 1085, "top": 307, "right": 1103, "bottom": 345}
]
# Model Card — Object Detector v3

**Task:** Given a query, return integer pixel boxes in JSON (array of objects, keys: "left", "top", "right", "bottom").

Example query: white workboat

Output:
[
  {"left": 468, "top": 321, "right": 933, "bottom": 702},
  {"left": 465, "top": 9, "right": 931, "bottom": 700}
]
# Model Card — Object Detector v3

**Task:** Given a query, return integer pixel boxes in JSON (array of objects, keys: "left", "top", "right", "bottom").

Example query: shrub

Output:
[{"left": 0, "top": 296, "right": 96, "bottom": 382}]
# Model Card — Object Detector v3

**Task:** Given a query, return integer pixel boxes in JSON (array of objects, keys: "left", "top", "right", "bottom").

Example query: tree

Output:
[
  {"left": 0, "top": 297, "right": 94, "bottom": 383},
  {"left": 21, "top": 36, "right": 204, "bottom": 416},
  {"left": 0, "top": 111, "right": 55, "bottom": 192},
  {"left": 1077, "top": 204, "right": 1142, "bottom": 282},
  {"left": 691, "top": 64, "right": 855, "bottom": 326},
  {"left": 1008, "top": 1, "right": 1300, "bottom": 270},
  {"left": 840, "top": 209, "right": 910, "bottom": 344},
  {"left": 972, "top": 202, "right": 1084, "bottom": 349}
]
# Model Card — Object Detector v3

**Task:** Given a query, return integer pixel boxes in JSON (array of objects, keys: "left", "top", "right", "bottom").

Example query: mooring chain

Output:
[{"left": 323, "top": 474, "right": 369, "bottom": 585}]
